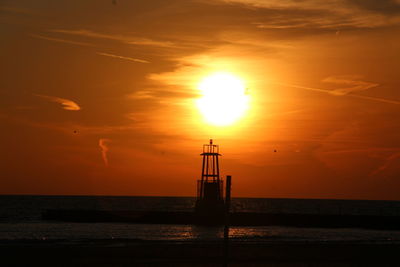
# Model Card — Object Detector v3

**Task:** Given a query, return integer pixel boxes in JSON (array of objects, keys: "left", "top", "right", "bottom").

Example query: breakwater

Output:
[{"left": 42, "top": 210, "right": 400, "bottom": 230}]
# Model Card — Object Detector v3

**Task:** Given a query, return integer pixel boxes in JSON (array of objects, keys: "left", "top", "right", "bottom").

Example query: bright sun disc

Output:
[{"left": 196, "top": 72, "right": 249, "bottom": 126}]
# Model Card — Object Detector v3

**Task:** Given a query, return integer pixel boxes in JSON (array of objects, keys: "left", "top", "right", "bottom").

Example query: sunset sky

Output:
[{"left": 1, "top": 0, "right": 400, "bottom": 200}]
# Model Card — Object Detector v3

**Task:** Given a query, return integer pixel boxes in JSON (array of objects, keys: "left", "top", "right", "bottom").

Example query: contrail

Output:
[
  {"left": 277, "top": 83, "right": 400, "bottom": 105},
  {"left": 30, "top": 34, "right": 94, "bottom": 47},
  {"left": 322, "top": 75, "right": 378, "bottom": 95},
  {"left": 99, "top": 138, "right": 111, "bottom": 167},
  {"left": 96, "top": 52, "right": 149, "bottom": 64}
]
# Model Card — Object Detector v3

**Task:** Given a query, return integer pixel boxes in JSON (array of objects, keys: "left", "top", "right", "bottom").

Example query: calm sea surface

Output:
[{"left": 1, "top": 195, "right": 400, "bottom": 243}]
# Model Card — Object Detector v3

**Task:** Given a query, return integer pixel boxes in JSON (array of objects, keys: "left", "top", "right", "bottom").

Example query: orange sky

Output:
[{"left": 1, "top": 0, "right": 400, "bottom": 200}]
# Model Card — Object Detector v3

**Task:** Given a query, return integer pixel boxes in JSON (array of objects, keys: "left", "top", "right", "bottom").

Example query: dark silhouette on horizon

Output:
[{"left": 195, "top": 139, "right": 226, "bottom": 223}]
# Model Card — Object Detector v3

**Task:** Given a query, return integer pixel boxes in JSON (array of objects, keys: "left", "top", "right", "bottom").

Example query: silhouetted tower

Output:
[{"left": 195, "top": 139, "right": 225, "bottom": 220}]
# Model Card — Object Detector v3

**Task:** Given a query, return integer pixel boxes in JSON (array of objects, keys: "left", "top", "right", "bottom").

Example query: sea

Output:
[{"left": 1, "top": 195, "right": 400, "bottom": 244}]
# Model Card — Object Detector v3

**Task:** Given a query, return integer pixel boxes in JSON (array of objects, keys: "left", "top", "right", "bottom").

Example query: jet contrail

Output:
[
  {"left": 276, "top": 83, "right": 400, "bottom": 105},
  {"left": 96, "top": 52, "right": 149, "bottom": 64}
]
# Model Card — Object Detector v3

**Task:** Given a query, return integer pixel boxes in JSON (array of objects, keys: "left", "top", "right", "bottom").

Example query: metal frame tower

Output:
[{"left": 195, "top": 139, "right": 225, "bottom": 215}]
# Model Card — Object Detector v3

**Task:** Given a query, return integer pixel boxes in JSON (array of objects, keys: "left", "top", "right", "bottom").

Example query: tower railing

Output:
[{"left": 197, "top": 139, "right": 224, "bottom": 201}]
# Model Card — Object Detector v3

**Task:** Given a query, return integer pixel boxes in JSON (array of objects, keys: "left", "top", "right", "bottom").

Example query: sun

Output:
[{"left": 196, "top": 72, "right": 249, "bottom": 126}]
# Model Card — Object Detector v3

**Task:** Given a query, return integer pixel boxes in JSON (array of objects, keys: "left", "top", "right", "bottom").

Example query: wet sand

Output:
[{"left": 2, "top": 239, "right": 399, "bottom": 266}]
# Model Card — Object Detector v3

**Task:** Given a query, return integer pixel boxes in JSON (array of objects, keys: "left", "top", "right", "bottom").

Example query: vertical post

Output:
[
  {"left": 212, "top": 154, "right": 216, "bottom": 182},
  {"left": 225, "top": 175, "right": 231, "bottom": 216},
  {"left": 200, "top": 155, "right": 205, "bottom": 198},
  {"left": 216, "top": 155, "right": 220, "bottom": 198},
  {"left": 223, "top": 175, "right": 231, "bottom": 267}
]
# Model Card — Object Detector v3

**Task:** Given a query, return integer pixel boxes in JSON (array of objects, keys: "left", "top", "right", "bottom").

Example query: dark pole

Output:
[
  {"left": 201, "top": 154, "right": 205, "bottom": 198},
  {"left": 216, "top": 155, "right": 220, "bottom": 197},
  {"left": 223, "top": 175, "right": 231, "bottom": 267},
  {"left": 225, "top": 175, "right": 231, "bottom": 216}
]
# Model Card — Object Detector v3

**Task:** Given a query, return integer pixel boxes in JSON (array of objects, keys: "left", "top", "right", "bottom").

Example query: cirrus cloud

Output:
[
  {"left": 34, "top": 94, "right": 81, "bottom": 111},
  {"left": 322, "top": 75, "right": 379, "bottom": 96},
  {"left": 99, "top": 138, "right": 112, "bottom": 167}
]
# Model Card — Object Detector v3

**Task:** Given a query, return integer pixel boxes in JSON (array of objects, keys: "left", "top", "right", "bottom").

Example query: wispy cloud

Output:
[
  {"left": 253, "top": 14, "right": 400, "bottom": 30},
  {"left": 321, "top": 147, "right": 400, "bottom": 155},
  {"left": 99, "top": 138, "right": 111, "bottom": 167},
  {"left": 278, "top": 83, "right": 400, "bottom": 105},
  {"left": 96, "top": 52, "right": 149, "bottom": 64},
  {"left": 30, "top": 34, "right": 94, "bottom": 47},
  {"left": 348, "top": 0, "right": 400, "bottom": 16},
  {"left": 34, "top": 94, "right": 81, "bottom": 111},
  {"left": 322, "top": 75, "right": 378, "bottom": 96},
  {"left": 129, "top": 90, "right": 154, "bottom": 99},
  {"left": 49, "top": 29, "right": 175, "bottom": 47},
  {"left": 228, "top": 0, "right": 400, "bottom": 30},
  {"left": 370, "top": 151, "right": 400, "bottom": 176}
]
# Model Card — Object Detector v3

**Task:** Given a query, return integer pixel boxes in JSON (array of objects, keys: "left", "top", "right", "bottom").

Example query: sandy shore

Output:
[{"left": 1, "top": 239, "right": 399, "bottom": 266}]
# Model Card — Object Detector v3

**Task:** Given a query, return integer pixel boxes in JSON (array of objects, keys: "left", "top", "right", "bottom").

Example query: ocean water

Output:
[{"left": 1, "top": 195, "right": 400, "bottom": 243}]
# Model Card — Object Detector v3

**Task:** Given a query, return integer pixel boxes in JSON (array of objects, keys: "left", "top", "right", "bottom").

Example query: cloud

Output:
[
  {"left": 223, "top": 0, "right": 400, "bottom": 15},
  {"left": 129, "top": 90, "right": 154, "bottom": 99},
  {"left": 321, "top": 148, "right": 399, "bottom": 155},
  {"left": 370, "top": 151, "right": 400, "bottom": 176},
  {"left": 223, "top": 0, "right": 400, "bottom": 30},
  {"left": 99, "top": 138, "right": 111, "bottom": 167},
  {"left": 322, "top": 75, "right": 379, "bottom": 96},
  {"left": 49, "top": 29, "right": 175, "bottom": 47},
  {"left": 34, "top": 94, "right": 81, "bottom": 111},
  {"left": 253, "top": 13, "right": 400, "bottom": 31},
  {"left": 30, "top": 34, "right": 94, "bottom": 47},
  {"left": 128, "top": 87, "right": 199, "bottom": 101},
  {"left": 278, "top": 83, "right": 400, "bottom": 105},
  {"left": 348, "top": 0, "right": 400, "bottom": 15},
  {"left": 96, "top": 52, "right": 149, "bottom": 64}
]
